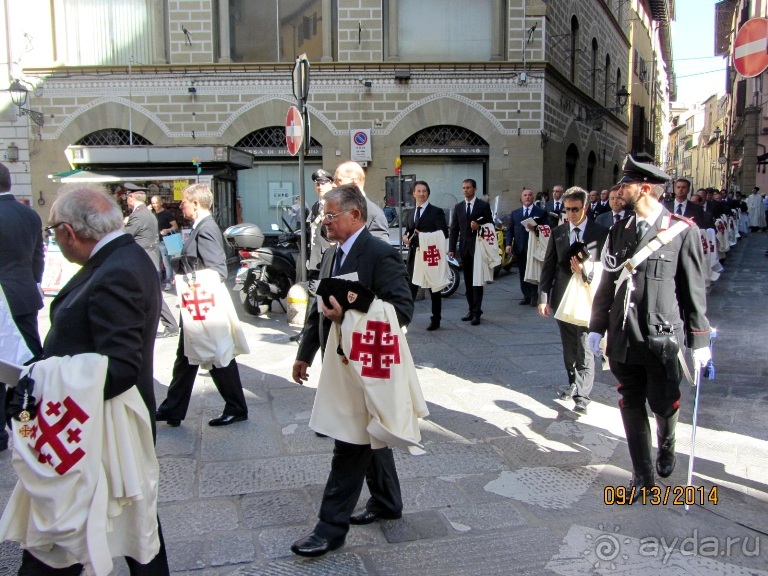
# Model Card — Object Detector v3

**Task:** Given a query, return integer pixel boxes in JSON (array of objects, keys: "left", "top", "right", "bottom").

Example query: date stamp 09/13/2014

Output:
[{"left": 603, "top": 485, "right": 719, "bottom": 506}]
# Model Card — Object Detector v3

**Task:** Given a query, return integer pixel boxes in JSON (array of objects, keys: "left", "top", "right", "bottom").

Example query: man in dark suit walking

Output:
[
  {"left": 587, "top": 190, "right": 608, "bottom": 221},
  {"left": 545, "top": 184, "right": 565, "bottom": 229},
  {"left": 291, "top": 185, "right": 413, "bottom": 557},
  {"left": 18, "top": 184, "right": 170, "bottom": 575},
  {"left": 448, "top": 179, "right": 492, "bottom": 325},
  {"left": 125, "top": 189, "right": 179, "bottom": 339},
  {"left": 404, "top": 180, "right": 449, "bottom": 331},
  {"left": 156, "top": 184, "right": 248, "bottom": 428},
  {"left": 588, "top": 156, "right": 711, "bottom": 499},
  {"left": 0, "top": 163, "right": 44, "bottom": 452},
  {"left": 663, "top": 178, "right": 712, "bottom": 230},
  {"left": 505, "top": 188, "right": 546, "bottom": 306},
  {"left": 596, "top": 185, "right": 634, "bottom": 229},
  {"left": 538, "top": 187, "right": 609, "bottom": 413}
]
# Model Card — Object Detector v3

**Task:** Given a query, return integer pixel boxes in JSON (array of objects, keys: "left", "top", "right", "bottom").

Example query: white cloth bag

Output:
[
  {"left": 175, "top": 269, "right": 250, "bottom": 369},
  {"left": 554, "top": 262, "right": 604, "bottom": 327}
]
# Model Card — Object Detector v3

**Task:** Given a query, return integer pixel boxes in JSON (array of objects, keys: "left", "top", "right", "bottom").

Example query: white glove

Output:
[
  {"left": 692, "top": 347, "right": 712, "bottom": 368},
  {"left": 587, "top": 332, "right": 603, "bottom": 356}
]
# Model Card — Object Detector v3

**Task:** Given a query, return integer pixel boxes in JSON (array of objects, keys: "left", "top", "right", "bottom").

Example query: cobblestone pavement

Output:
[{"left": 1, "top": 233, "right": 767, "bottom": 576}]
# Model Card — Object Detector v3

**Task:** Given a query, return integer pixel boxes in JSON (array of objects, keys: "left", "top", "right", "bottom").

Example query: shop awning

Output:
[{"left": 48, "top": 167, "right": 226, "bottom": 183}]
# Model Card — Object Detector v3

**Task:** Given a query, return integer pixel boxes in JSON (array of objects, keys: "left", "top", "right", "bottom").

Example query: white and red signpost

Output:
[{"left": 734, "top": 17, "right": 768, "bottom": 78}]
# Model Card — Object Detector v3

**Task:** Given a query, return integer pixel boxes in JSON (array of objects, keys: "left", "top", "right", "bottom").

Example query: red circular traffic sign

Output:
[
  {"left": 285, "top": 106, "right": 303, "bottom": 156},
  {"left": 734, "top": 18, "right": 768, "bottom": 78}
]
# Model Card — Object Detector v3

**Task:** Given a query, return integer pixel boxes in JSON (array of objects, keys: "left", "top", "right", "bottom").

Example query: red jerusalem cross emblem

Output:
[
  {"left": 349, "top": 320, "right": 401, "bottom": 378},
  {"left": 480, "top": 226, "right": 495, "bottom": 244},
  {"left": 422, "top": 245, "right": 441, "bottom": 267},
  {"left": 181, "top": 283, "right": 216, "bottom": 320},
  {"left": 29, "top": 396, "right": 90, "bottom": 475}
]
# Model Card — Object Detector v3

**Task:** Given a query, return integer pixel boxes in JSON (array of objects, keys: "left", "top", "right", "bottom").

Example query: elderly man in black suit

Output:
[
  {"left": 18, "top": 184, "right": 170, "bottom": 575},
  {"left": 505, "top": 188, "right": 546, "bottom": 306},
  {"left": 596, "top": 185, "right": 634, "bottom": 229},
  {"left": 125, "top": 189, "right": 179, "bottom": 339},
  {"left": 404, "top": 180, "right": 449, "bottom": 331},
  {"left": 588, "top": 156, "right": 711, "bottom": 499},
  {"left": 291, "top": 185, "right": 413, "bottom": 557},
  {"left": 545, "top": 184, "right": 565, "bottom": 228},
  {"left": 156, "top": 184, "right": 248, "bottom": 428},
  {"left": 448, "top": 179, "right": 493, "bottom": 325},
  {"left": 538, "top": 187, "right": 609, "bottom": 414},
  {"left": 0, "top": 163, "right": 44, "bottom": 452}
]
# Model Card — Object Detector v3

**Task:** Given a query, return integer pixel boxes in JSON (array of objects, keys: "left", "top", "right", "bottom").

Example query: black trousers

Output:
[
  {"left": 556, "top": 320, "right": 594, "bottom": 401},
  {"left": 410, "top": 282, "right": 442, "bottom": 322},
  {"left": 18, "top": 518, "right": 169, "bottom": 575},
  {"left": 460, "top": 253, "right": 484, "bottom": 317},
  {"left": 315, "top": 440, "right": 402, "bottom": 541},
  {"left": 156, "top": 324, "right": 247, "bottom": 420},
  {"left": 609, "top": 346, "right": 681, "bottom": 418},
  {"left": 514, "top": 250, "right": 537, "bottom": 300}
]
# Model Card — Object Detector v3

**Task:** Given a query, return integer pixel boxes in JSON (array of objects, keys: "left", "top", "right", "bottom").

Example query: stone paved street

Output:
[{"left": 1, "top": 233, "right": 767, "bottom": 575}]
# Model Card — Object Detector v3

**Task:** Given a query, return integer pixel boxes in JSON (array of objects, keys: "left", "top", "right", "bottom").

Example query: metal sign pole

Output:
[{"left": 293, "top": 55, "right": 310, "bottom": 282}]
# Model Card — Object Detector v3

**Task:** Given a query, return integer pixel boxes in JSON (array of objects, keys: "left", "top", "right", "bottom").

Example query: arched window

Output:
[
  {"left": 401, "top": 125, "right": 489, "bottom": 147},
  {"left": 587, "top": 151, "right": 597, "bottom": 191},
  {"left": 75, "top": 128, "right": 152, "bottom": 146},
  {"left": 235, "top": 126, "right": 322, "bottom": 153},
  {"left": 604, "top": 54, "right": 611, "bottom": 106},
  {"left": 566, "top": 144, "right": 580, "bottom": 188},
  {"left": 570, "top": 16, "right": 580, "bottom": 83},
  {"left": 616, "top": 68, "right": 622, "bottom": 107},
  {"left": 591, "top": 38, "right": 598, "bottom": 98}
]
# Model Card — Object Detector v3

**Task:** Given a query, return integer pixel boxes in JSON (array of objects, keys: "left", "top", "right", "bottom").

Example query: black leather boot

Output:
[
  {"left": 654, "top": 410, "right": 678, "bottom": 478},
  {"left": 620, "top": 406, "right": 655, "bottom": 503}
]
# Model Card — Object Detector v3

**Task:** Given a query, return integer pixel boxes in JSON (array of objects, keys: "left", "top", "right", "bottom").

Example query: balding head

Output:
[{"left": 334, "top": 161, "right": 366, "bottom": 191}]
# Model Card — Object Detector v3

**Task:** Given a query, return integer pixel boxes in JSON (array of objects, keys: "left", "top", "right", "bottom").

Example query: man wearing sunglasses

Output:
[{"left": 538, "top": 187, "right": 609, "bottom": 414}]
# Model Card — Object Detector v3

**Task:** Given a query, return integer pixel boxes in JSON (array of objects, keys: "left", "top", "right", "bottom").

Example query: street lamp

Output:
[{"left": 8, "top": 79, "right": 45, "bottom": 127}]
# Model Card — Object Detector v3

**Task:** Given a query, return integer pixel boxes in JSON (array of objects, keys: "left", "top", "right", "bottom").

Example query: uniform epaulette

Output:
[{"left": 670, "top": 213, "right": 695, "bottom": 226}]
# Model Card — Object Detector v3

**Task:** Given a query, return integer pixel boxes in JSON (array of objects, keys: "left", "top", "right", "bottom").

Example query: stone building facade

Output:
[{"left": 4, "top": 0, "right": 635, "bottom": 231}]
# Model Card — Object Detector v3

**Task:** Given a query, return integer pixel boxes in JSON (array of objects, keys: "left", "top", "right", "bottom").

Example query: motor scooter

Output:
[{"left": 223, "top": 220, "right": 300, "bottom": 315}]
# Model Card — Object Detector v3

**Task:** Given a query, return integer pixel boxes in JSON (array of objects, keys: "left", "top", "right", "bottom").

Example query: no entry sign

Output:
[
  {"left": 285, "top": 106, "right": 303, "bottom": 156},
  {"left": 734, "top": 18, "right": 768, "bottom": 78}
]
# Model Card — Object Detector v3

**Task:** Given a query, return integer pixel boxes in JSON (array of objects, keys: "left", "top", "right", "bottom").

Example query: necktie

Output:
[
  {"left": 524, "top": 208, "right": 529, "bottom": 219},
  {"left": 555, "top": 201, "right": 560, "bottom": 212},
  {"left": 614, "top": 213, "right": 620, "bottom": 224},
  {"left": 573, "top": 227, "right": 581, "bottom": 243},
  {"left": 415, "top": 206, "right": 422, "bottom": 226},
  {"left": 466, "top": 202, "right": 471, "bottom": 219},
  {"left": 676, "top": 204, "right": 683, "bottom": 215},
  {"left": 333, "top": 246, "right": 344, "bottom": 276},
  {"left": 637, "top": 220, "right": 648, "bottom": 241}
]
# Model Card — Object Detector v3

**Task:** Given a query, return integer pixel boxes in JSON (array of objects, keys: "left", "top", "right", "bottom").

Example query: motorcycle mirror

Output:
[{"left": 270, "top": 223, "right": 280, "bottom": 231}]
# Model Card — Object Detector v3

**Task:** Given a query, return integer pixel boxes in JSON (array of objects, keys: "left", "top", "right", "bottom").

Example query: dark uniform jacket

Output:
[
  {"left": 589, "top": 210, "right": 711, "bottom": 363},
  {"left": 405, "top": 203, "right": 448, "bottom": 276},
  {"left": 182, "top": 215, "right": 228, "bottom": 281},
  {"left": 448, "top": 197, "right": 493, "bottom": 259},
  {"left": 124, "top": 203, "right": 160, "bottom": 271},
  {"left": 0, "top": 194, "right": 44, "bottom": 317},
  {"left": 505, "top": 204, "right": 546, "bottom": 255},
  {"left": 297, "top": 227, "right": 413, "bottom": 364},
  {"left": 538, "top": 220, "right": 609, "bottom": 309}
]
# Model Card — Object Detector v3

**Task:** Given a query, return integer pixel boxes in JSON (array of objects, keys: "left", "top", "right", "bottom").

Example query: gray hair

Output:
[
  {"left": 50, "top": 184, "right": 124, "bottom": 241},
  {"left": 324, "top": 184, "right": 367, "bottom": 221},
  {"left": 183, "top": 183, "right": 213, "bottom": 210},
  {"left": 563, "top": 186, "right": 587, "bottom": 206},
  {"left": 129, "top": 191, "right": 147, "bottom": 203}
]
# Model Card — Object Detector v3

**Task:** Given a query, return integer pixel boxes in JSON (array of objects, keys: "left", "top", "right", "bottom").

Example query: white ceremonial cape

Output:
[
  {"left": 310, "top": 298, "right": 429, "bottom": 451},
  {"left": 553, "top": 262, "right": 604, "bottom": 327},
  {"left": 715, "top": 217, "right": 730, "bottom": 259},
  {"left": 175, "top": 268, "right": 250, "bottom": 369},
  {"left": 705, "top": 228, "right": 722, "bottom": 281},
  {"left": 0, "top": 284, "right": 33, "bottom": 366},
  {"left": 524, "top": 225, "right": 551, "bottom": 284},
  {"left": 0, "top": 354, "right": 160, "bottom": 576},
  {"left": 411, "top": 231, "right": 449, "bottom": 292},
  {"left": 746, "top": 193, "right": 767, "bottom": 228},
  {"left": 738, "top": 208, "right": 750, "bottom": 234},
  {"left": 473, "top": 223, "right": 501, "bottom": 286}
]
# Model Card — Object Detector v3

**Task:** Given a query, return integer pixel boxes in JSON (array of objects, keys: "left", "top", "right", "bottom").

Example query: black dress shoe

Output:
[
  {"left": 461, "top": 313, "right": 473, "bottom": 321},
  {"left": 519, "top": 298, "right": 531, "bottom": 305},
  {"left": 426, "top": 321, "right": 440, "bottom": 331},
  {"left": 470, "top": 316, "right": 480, "bottom": 326},
  {"left": 155, "top": 413, "right": 181, "bottom": 427},
  {"left": 573, "top": 398, "right": 588, "bottom": 413},
  {"left": 291, "top": 532, "right": 345, "bottom": 557},
  {"left": 558, "top": 383, "right": 577, "bottom": 400},
  {"left": 208, "top": 413, "right": 247, "bottom": 427},
  {"left": 349, "top": 509, "right": 402, "bottom": 525}
]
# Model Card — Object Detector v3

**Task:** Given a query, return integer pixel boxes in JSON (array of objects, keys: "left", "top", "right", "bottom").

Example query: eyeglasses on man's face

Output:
[
  {"left": 45, "top": 221, "right": 69, "bottom": 234},
  {"left": 322, "top": 209, "right": 351, "bottom": 222}
]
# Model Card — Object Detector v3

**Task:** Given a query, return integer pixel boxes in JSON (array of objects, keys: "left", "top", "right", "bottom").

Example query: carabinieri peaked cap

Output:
[{"left": 618, "top": 155, "right": 671, "bottom": 185}]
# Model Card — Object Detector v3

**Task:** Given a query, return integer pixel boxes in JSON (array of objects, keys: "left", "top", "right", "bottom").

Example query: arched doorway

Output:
[
  {"left": 399, "top": 125, "right": 489, "bottom": 209},
  {"left": 566, "top": 144, "right": 580, "bottom": 188},
  {"left": 587, "top": 151, "right": 597, "bottom": 191}
]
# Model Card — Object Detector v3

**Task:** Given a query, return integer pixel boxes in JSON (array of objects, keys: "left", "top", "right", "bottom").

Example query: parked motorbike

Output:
[
  {"left": 223, "top": 220, "right": 300, "bottom": 315},
  {"left": 491, "top": 196, "right": 515, "bottom": 277}
]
